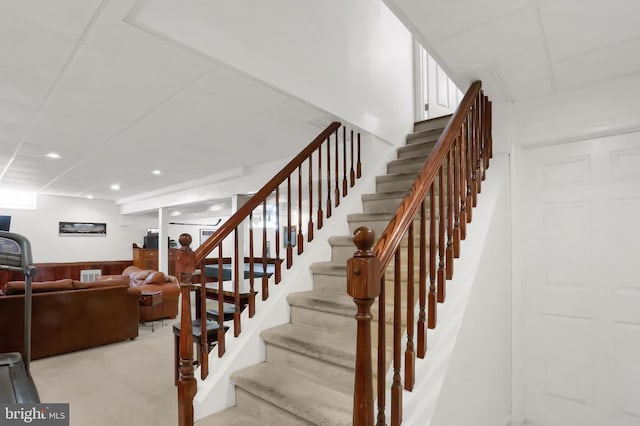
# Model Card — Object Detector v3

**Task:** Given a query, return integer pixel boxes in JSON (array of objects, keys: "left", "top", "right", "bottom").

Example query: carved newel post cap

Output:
[
  {"left": 353, "top": 226, "right": 375, "bottom": 256},
  {"left": 178, "top": 233, "right": 192, "bottom": 249}
]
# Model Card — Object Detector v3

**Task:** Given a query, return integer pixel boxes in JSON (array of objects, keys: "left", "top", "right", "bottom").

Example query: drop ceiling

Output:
[{"left": 0, "top": 0, "right": 330, "bottom": 201}]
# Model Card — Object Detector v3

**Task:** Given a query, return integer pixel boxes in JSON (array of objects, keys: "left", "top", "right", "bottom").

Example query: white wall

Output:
[
  {"left": 3, "top": 194, "right": 149, "bottom": 263},
  {"left": 131, "top": 0, "right": 415, "bottom": 145},
  {"left": 492, "top": 72, "right": 640, "bottom": 154}
]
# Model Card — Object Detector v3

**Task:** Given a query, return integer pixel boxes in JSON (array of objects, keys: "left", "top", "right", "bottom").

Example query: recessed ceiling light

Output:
[
  {"left": 170, "top": 210, "right": 182, "bottom": 217},
  {"left": 45, "top": 152, "right": 61, "bottom": 159},
  {"left": 152, "top": 170, "right": 162, "bottom": 175},
  {"left": 110, "top": 184, "right": 120, "bottom": 191},
  {"left": 87, "top": 195, "right": 94, "bottom": 199},
  {"left": 209, "top": 204, "right": 222, "bottom": 212}
]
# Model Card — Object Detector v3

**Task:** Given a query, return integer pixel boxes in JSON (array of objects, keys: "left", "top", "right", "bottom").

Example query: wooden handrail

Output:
[
  {"left": 349, "top": 81, "right": 492, "bottom": 425},
  {"left": 194, "top": 122, "right": 341, "bottom": 264},
  {"left": 373, "top": 81, "right": 482, "bottom": 269}
]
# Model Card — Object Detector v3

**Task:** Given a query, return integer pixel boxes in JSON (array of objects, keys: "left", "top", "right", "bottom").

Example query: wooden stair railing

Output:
[
  {"left": 175, "top": 122, "right": 363, "bottom": 426},
  {"left": 347, "top": 81, "right": 492, "bottom": 425}
]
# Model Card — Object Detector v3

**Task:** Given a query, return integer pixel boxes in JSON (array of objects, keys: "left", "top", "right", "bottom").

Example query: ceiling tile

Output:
[
  {"left": 538, "top": 0, "right": 640, "bottom": 61},
  {"left": 0, "top": 13, "right": 75, "bottom": 106},
  {"left": 433, "top": 6, "right": 541, "bottom": 74},
  {"left": 553, "top": 37, "right": 640, "bottom": 91},
  {"left": 0, "top": 0, "right": 102, "bottom": 40},
  {"left": 393, "top": 0, "right": 530, "bottom": 42}
]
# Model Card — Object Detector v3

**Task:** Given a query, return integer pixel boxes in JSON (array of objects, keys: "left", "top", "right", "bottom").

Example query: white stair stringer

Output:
[{"left": 401, "top": 154, "right": 508, "bottom": 426}]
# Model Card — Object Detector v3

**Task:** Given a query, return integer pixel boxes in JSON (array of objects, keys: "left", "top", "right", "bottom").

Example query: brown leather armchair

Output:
[{"left": 120, "top": 266, "right": 180, "bottom": 321}]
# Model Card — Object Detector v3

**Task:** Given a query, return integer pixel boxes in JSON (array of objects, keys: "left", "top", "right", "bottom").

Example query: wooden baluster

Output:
[
  {"left": 417, "top": 199, "right": 427, "bottom": 358},
  {"left": 350, "top": 129, "right": 356, "bottom": 187},
  {"left": 377, "top": 275, "right": 386, "bottom": 426},
  {"left": 335, "top": 128, "right": 340, "bottom": 207},
  {"left": 483, "top": 95, "right": 490, "bottom": 173},
  {"left": 471, "top": 98, "right": 480, "bottom": 205},
  {"left": 347, "top": 227, "right": 380, "bottom": 426},
  {"left": 342, "top": 126, "right": 348, "bottom": 197},
  {"left": 437, "top": 167, "right": 446, "bottom": 303},
  {"left": 233, "top": 229, "right": 241, "bottom": 333},
  {"left": 428, "top": 184, "right": 437, "bottom": 329},
  {"left": 391, "top": 249, "right": 402, "bottom": 426},
  {"left": 446, "top": 149, "right": 454, "bottom": 280},
  {"left": 176, "top": 233, "right": 195, "bottom": 426},
  {"left": 262, "top": 201, "right": 269, "bottom": 301},
  {"left": 357, "top": 132, "right": 362, "bottom": 179},
  {"left": 249, "top": 211, "right": 256, "bottom": 312},
  {"left": 317, "top": 145, "right": 324, "bottom": 229},
  {"left": 199, "top": 258, "right": 209, "bottom": 377},
  {"left": 217, "top": 244, "right": 225, "bottom": 357},
  {"left": 287, "top": 177, "right": 293, "bottom": 269},
  {"left": 405, "top": 221, "right": 415, "bottom": 391},
  {"left": 488, "top": 99, "right": 493, "bottom": 160},
  {"left": 327, "top": 135, "right": 333, "bottom": 217},
  {"left": 477, "top": 93, "right": 485, "bottom": 188},
  {"left": 297, "top": 165, "right": 304, "bottom": 254},
  {"left": 465, "top": 116, "right": 474, "bottom": 223},
  {"left": 275, "top": 186, "right": 281, "bottom": 284},
  {"left": 308, "top": 155, "right": 314, "bottom": 242},
  {"left": 453, "top": 136, "right": 461, "bottom": 258}
]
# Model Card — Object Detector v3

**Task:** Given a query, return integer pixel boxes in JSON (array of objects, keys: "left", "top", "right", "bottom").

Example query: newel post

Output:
[
  {"left": 175, "top": 233, "right": 196, "bottom": 426},
  {"left": 348, "top": 226, "right": 381, "bottom": 426}
]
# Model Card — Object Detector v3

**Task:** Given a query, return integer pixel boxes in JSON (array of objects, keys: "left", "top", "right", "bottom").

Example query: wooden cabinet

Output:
[{"left": 132, "top": 247, "right": 177, "bottom": 275}]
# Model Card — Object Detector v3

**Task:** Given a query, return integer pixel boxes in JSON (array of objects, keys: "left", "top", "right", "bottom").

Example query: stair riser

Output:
[
  {"left": 235, "top": 388, "right": 309, "bottom": 426},
  {"left": 312, "top": 273, "right": 347, "bottom": 292},
  {"left": 387, "top": 161, "right": 424, "bottom": 175},
  {"left": 413, "top": 116, "right": 451, "bottom": 132},
  {"left": 331, "top": 244, "right": 356, "bottom": 265},
  {"left": 397, "top": 142, "right": 436, "bottom": 160},
  {"left": 362, "top": 197, "right": 404, "bottom": 214},
  {"left": 265, "top": 345, "right": 354, "bottom": 396},
  {"left": 376, "top": 177, "right": 415, "bottom": 193},
  {"left": 290, "top": 306, "right": 355, "bottom": 335}
]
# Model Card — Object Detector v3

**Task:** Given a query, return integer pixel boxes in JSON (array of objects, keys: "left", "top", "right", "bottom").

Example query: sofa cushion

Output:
[
  {"left": 143, "top": 271, "right": 167, "bottom": 284},
  {"left": 72, "top": 275, "right": 130, "bottom": 290},
  {"left": 4, "top": 279, "right": 74, "bottom": 295}
]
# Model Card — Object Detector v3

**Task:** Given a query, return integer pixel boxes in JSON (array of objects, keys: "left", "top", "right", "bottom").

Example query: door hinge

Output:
[{"left": 424, "top": 103, "right": 429, "bottom": 112}]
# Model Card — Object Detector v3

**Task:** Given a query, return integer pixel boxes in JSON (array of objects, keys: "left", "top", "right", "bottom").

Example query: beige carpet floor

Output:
[{"left": 31, "top": 317, "right": 180, "bottom": 426}]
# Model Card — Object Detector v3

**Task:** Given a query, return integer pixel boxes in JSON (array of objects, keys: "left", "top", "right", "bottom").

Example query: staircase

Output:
[{"left": 196, "top": 115, "right": 452, "bottom": 425}]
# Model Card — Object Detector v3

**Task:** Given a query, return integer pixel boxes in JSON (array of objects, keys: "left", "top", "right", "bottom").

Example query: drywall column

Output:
[{"left": 158, "top": 207, "right": 169, "bottom": 273}]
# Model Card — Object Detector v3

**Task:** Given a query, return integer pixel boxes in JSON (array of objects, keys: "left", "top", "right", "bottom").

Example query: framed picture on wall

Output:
[
  {"left": 59, "top": 222, "right": 107, "bottom": 236},
  {"left": 200, "top": 228, "right": 216, "bottom": 245},
  {"left": 283, "top": 225, "right": 297, "bottom": 247}
]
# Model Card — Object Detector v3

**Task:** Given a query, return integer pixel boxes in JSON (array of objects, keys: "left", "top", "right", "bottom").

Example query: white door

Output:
[
  {"left": 425, "top": 54, "right": 461, "bottom": 119},
  {"left": 520, "top": 133, "right": 640, "bottom": 426},
  {"left": 415, "top": 45, "right": 461, "bottom": 121}
]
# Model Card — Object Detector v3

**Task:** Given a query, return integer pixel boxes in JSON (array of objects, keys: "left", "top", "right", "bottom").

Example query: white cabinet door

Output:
[{"left": 520, "top": 133, "right": 640, "bottom": 426}]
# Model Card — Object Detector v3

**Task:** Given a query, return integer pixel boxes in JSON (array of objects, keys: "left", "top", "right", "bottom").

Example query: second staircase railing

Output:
[
  {"left": 347, "top": 81, "right": 492, "bottom": 425},
  {"left": 175, "top": 122, "right": 363, "bottom": 426}
]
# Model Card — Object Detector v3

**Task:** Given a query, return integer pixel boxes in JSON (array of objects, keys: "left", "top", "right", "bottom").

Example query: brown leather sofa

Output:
[
  {"left": 120, "top": 266, "right": 180, "bottom": 321},
  {"left": 0, "top": 276, "right": 139, "bottom": 360}
]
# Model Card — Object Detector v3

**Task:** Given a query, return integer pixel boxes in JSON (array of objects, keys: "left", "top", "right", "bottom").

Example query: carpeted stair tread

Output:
[
  {"left": 361, "top": 190, "right": 410, "bottom": 202},
  {"left": 288, "top": 290, "right": 354, "bottom": 316},
  {"left": 376, "top": 171, "right": 420, "bottom": 184},
  {"left": 262, "top": 323, "right": 355, "bottom": 369},
  {"left": 231, "top": 363, "right": 352, "bottom": 426},
  {"left": 195, "top": 407, "right": 263, "bottom": 426},
  {"left": 310, "top": 261, "right": 347, "bottom": 276}
]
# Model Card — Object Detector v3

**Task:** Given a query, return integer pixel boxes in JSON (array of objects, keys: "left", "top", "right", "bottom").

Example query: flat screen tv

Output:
[{"left": 0, "top": 215, "right": 10, "bottom": 231}]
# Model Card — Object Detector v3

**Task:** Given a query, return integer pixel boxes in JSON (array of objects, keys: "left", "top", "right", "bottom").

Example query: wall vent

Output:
[{"left": 80, "top": 269, "right": 102, "bottom": 282}]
